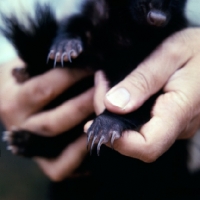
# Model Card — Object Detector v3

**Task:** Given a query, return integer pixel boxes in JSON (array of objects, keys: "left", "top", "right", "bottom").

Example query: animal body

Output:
[
  {"left": 1, "top": 0, "right": 200, "bottom": 199},
  {"left": 0, "top": 0, "right": 188, "bottom": 154}
]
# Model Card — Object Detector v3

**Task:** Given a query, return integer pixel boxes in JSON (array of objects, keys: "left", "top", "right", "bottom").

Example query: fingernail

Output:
[{"left": 106, "top": 88, "right": 130, "bottom": 108}]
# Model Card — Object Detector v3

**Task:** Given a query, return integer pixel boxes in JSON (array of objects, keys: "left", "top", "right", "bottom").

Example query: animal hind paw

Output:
[
  {"left": 87, "top": 113, "right": 126, "bottom": 156},
  {"left": 47, "top": 37, "right": 83, "bottom": 67},
  {"left": 2, "top": 129, "right": 31, "bottom": 156}
]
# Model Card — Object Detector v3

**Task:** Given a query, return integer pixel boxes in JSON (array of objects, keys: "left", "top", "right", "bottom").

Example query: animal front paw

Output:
[
  {"left": 47, "top": 37, "right": 83, "bottom": 67},
  {"left": 2, "top": 129, "right": 32, "bottom": 156},
  {"left": 87, "top": 112, "right": 128, "bottom": 156}
]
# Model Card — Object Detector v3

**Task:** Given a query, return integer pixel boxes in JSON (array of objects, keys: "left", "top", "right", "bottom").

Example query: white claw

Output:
[
  {"left": 2, "top": 134, "right": 8, "bottom": 142},
  {"left": 47, "top": 50, "right": 54, "bottom": 64},
  {"left": 90, "top": 136, "right": 97, "bottom": 155},
  {"left": 54, "top": 52, "right": 60, "bottom": 68},
  {"left": 61, "top": 52, "right": 67, "bottom": 67},
  {"left": 77, "top": 44, "right": 83, "bottom": 53},
  {"left": 7, "top": 146, "right": 13, "bottom": 151},
  {"left": 2, "top": 131, "right": 12, "bottom": 140},
  {"left": 68, "top": 50, "right": 75, "bottom": 63},
  {"left": 111, "top": 131, "right": 120, "bottom": 149},
  {"left": 97, "top": 137, "right": 105, "bottom": 156},
  {"left": 3, "top": 131, "right": 12, "bottom": 135}
]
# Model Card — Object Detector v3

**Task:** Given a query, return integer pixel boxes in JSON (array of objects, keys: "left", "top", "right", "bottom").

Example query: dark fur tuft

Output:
[{"left": 2, "top": 4, "right": 58, "bottom": 75}]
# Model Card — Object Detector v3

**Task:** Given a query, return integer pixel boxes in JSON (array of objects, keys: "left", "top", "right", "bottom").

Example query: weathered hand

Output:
[
  {"left": 85, "top": 28, "right": 200, "bottom": 162},
  {"left": 0, "top": 58, "right": 93, "bottom": 181}
]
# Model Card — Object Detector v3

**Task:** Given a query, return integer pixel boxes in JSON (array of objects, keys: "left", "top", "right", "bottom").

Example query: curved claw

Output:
[
  {"left": 46, "top": 50, "right": 54, "bottom": 64},
  {"left": 61, "top": 53, "right": 67, "bottom": 67},
  {"left": 90, "top": 136, "right": 97, "bottom": 155},
  {"left": 77, "top": 44, "right": 83, "bottom": 53},
  {"left": 97, "top": 137, "right": 105, "bottom": 156},
  {"left": 2, "top": 131, "right": 12, "bottom": 142},
  {"left": 87, "top": 131, "right": 93, "bottom": 149},
  {"left": 111, "top": 131, "right": 119, "bottom": 149},
  {"left": 67, "top": 50, "right": 75, "bottom": 63},
  {"left": 54, "top": 53, "right": 60, "bottom": 68},
  {"left": 3, "top": 132, "right": 13, "bottom": 146}
]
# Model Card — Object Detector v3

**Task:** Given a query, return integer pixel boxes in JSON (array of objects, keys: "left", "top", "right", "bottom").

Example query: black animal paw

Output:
[
  {"left": 47, "top": 37, "right": 83, "bottom": 67},
  {"left": 2, "top": 129, "right": 32, "bottom": 156},
  {"left": 87, "top": 113, "right": 129, "bottom": 156},
  {"left": 2, "top": 127, "right": 84, "bottom": 158}
]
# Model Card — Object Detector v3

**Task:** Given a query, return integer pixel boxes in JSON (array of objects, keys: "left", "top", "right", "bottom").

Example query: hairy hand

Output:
[{"left": 85, "top": 28, "right": 200, "bottom": 163}]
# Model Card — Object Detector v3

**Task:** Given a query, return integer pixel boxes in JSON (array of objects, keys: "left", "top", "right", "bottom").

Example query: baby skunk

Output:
[
  {"left": 0, "top": 0, "right": 191, "bottom": 156},
  {"left": 1, "top": 0, "right": 200, "bottom": 199}
]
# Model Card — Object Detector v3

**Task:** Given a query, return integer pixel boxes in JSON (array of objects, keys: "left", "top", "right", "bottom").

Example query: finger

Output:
[
  {"left": 94, "top": 71, "right": 109, "bottom": 115},
  {"left": 110, "top": 93, "right": 188, "bottom": 162},
  {"left": 165, "top": 54, "right": 200, "bottom": 139},
  {"left": 84, "top": 93, "right": 184, "bottom": 163},
  {"left": 179, "top": 115, "right": 200, "bottom": 139},
  {"left": 17, "top": 68, "right": 91, "bottom": 113},
  {"left": 111, "top": 55, "right": 200, "bottom": 162},
  {"left": 21, "top": 88, "right": 94, "bottom": 136},
  {"left": 0, "top": 59, "right": 27, "bottom": 126},
  {"left": 104, "top": 29, "right": 199, "bottom": 114},
  {"left": 0, "top": 67, "right": 91, "bottom": 127},
  {"left": 34, "top": 135, "right": 88, "bottom": 181},
  {"left": 84, "top": 120, "right": 93, "bottom": 133}
]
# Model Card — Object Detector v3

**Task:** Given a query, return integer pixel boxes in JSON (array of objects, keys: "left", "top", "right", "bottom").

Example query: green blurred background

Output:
[{"left": 0, "top": 123, "right": 49, "bottom": 200}]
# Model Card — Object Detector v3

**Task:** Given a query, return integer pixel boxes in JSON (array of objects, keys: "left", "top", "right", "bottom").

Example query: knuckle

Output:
[
  {"left": 27, "top": 84, "right": 55, "bottom": 103},
  {"left": 128, "top": 70, "right": 150, "bottom": 94},
  {"left": 180, "top": 117, "right": 200, "bottom": 139},
  {"left": 34, "top": 114, "right": 59, "bottom": 136},
  {"left": 140, "top": 143, "right": 160, "bottom": 163},
  {"left": 141, "top": 62, "right": 163, "bottom": 89},
  {"left": 164, "top": 43, "right": 180, "bottom": 62},
  {"left": 162, "top": 33, "right": 188, "bottom": 63},
  {"left": 35, "top": 85, "right": 54, "bottom": 99},
  {"left": 181, "top": 128, "right": 196, "bottom": 139},
  {"left": 45, "top": 168, "right": 64, "bottom": 182},
  {"left": 76, "top": 102, "right": 93, "bottom": 116},
  {"left": 172, "top": 91, "right": 192, "bottom": 122},
  {"left": 39, "top": 121, "right": 58, "bottom": 136}
]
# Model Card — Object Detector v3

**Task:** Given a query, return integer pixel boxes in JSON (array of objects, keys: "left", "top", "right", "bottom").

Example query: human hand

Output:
[
  {"left": 0, "top": 58, "right": 93, "bottom": 181},
  {"left": 85, "top": 28, "right": 200, "bottom": 163}
]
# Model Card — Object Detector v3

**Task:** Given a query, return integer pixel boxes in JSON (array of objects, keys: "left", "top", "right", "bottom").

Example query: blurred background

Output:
[{"left": 0, "top": 122, "right": 49, "bottom": 200}]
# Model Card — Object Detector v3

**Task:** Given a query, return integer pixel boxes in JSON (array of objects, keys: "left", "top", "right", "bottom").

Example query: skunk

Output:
[
  {"left": 1, "top": 0, "right": 200, "bottom": 199},
  {"left": 0, "top": 0, "right": 190, "bottom": 154}
]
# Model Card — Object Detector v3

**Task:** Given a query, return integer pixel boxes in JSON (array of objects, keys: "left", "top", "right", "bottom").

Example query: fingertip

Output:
[
  {"left": 84, "top": 120, "right": 93, "bottom": 133},
  {"left": 104, "top": 87, "right": 140, "bottom": 114},
  {"left": 106, "top": 87, "right": 130, "bottom": 108}
]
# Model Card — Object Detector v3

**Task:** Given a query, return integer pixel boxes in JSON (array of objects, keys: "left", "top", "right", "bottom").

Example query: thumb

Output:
[{"left": 104, "top": 31, "right": 192, "bottom": 114}]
